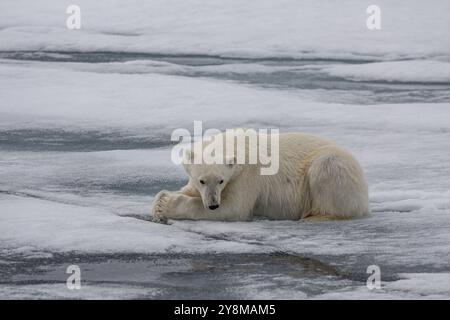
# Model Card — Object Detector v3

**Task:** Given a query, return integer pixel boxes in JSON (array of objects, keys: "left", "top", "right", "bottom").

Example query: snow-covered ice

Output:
[
  {"left": 323, "top": 60, "right": 450, "bottom": 84},
  {"left": 1, "top": 0, "right": 449, "bottom": 60},
  {"left": 0, "top": 0, "right": 450, "bottom": 299}
]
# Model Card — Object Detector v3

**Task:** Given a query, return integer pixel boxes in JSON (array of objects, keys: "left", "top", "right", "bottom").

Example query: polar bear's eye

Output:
[
  {"left": 219, "top": 180, "right": 224, "bottom": 184},
  {"left": 199, "top": 180, "right": 205, "bottom": 185}
]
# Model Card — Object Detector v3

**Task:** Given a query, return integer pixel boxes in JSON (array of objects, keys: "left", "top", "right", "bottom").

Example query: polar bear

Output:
[{"left": 152, "top": 132, "right": 369, "bottom": 222}]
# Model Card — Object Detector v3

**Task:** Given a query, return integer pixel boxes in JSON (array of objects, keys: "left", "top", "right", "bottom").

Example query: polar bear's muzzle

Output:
[
  {"left": 206, "top": 197, "right": 220, "bottom": 210},
  {"left": 204, "top": 192, "right": 220, "bottom": 211}
]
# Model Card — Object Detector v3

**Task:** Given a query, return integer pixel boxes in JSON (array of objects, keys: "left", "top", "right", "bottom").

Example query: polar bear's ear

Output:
[{"left": 225, "top": 155, "right": 236, "bottom": 167}]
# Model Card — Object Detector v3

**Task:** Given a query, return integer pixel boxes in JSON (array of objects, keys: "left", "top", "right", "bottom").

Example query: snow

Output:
[
  {"left": 0, "top": 59, "right": 304, "bottom": 129},
  {"left": 323, "top": 60, "right": 450, "bottom": 83},
  {"left": 0, "top": 283, "right": 156, "bottom": 300},
  {"left": 1, "top": 59, "right": 450, "bottom": 130},
  {"left": 0, "top": 194, "right": 260, "bottom": 255},
  {"left": 316, "top": 273, "right": 450, "bottom": 300},
  {"left": 1, "top": 0, "right": 449, "bottom": 60}
]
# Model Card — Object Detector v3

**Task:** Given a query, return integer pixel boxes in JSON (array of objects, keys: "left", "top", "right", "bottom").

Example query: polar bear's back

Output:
[{"left": 253, "top": 132, "right": 369, "bottom": 220}]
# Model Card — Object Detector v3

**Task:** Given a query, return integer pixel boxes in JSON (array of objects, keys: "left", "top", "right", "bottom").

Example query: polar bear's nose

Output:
[{"left": 208, "top": 205, "right": 219, "bottom": 210}]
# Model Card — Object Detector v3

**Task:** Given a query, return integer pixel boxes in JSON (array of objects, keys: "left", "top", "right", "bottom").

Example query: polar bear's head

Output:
[{"left": 183, "top": 150, "right": 239, "bottom": 211}]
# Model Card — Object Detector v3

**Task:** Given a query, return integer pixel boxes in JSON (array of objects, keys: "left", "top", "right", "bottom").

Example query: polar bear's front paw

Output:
[{"left": 151, "top": 190, "right": 172, "bottom": 224}]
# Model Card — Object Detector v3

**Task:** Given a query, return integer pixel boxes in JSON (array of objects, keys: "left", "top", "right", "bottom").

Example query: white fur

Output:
[{"left": 152, "top": 132, "right": 369, "bottom": 222}]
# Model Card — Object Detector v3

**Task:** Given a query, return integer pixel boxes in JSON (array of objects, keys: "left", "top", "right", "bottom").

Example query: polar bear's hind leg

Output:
[{"left": 305, "top": 147, "right": 369, "bottom": 219}]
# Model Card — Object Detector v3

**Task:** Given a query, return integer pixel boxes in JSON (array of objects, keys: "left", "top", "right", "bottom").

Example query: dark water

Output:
[
  {"left": 0, "top": 128, "right": 170, "bottom": 152},
  {"left": 0, "top": 252, "right": 361, "bottom": 299}
]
